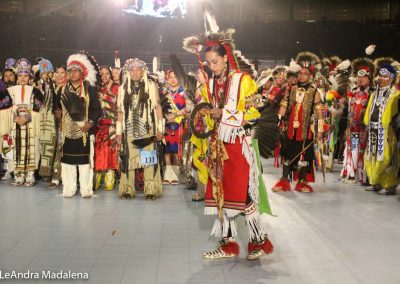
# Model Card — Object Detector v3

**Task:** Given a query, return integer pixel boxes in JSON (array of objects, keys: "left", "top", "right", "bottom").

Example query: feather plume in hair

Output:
[
  {"left": 202, "top": 0, "right": 219, "bottom": 33},
  {"left": 295, "top": 51, "right": 321, "bottom": 74},
  {"left": 183, "top": 28, "right": 236, "bottom": 54},
  {"left": 169, "top": 54, "right": 197, "bottom": 103}
]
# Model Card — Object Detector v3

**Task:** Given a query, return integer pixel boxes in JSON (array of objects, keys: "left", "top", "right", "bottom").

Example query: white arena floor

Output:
[{"left": 0, "top": 158, "right": 400, "bottom": 284}]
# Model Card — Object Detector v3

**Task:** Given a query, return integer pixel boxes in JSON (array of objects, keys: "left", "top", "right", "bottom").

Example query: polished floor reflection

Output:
[{"left": 0, "top": 159, "right": 399, "bottom": 284}]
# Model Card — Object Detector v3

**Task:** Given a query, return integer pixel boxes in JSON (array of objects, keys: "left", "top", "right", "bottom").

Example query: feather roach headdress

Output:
[
  {"left": 295, "top": 52, "right": 321, "bottom": 75},
  {"left": 351, "top": 57, "right": 375, "bottom": 79},
  {"left": 321, "top": 56, "right": 342, "bottom": 77},
  {"left": 183, "top": 1, "right": 255, "bottom": 76}
]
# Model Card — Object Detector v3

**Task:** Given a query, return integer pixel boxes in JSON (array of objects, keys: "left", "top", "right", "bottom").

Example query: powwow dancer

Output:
[
  {"left": 6, "top": 58, "right": 43, "bottom": 186},
  {"left": 364, "top": 58, "right": 400, "bottom": 195},
  {"left": 183, "top": 10, "right": 274, "bottom": 259},
  {"left": 116, "top": 58, "right": 164, "bottom": 200},
  {"left": 160, "top": 70, "right": 187, "bottom": 185},
  {"left": 272, "top": 52, "right": 325, "bottom": 193},
  {"left": 37, "top": 59, "right": 59, "bottom": 185},
  {"left": 58, "top": 51, "right": 102, "bottom": 198},
  {"left": 341, "top": 58, "right": 375, "bottom": 183},
  {"left": 94, "top": 66, "right": 119, "bottom": 191}
]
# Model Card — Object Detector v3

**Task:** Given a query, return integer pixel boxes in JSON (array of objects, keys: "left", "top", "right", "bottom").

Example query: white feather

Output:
[
  {"left": 365, "top": 45, "right": 376, "bottom": 55},
  {"left": 203, "top": 0, "right": 219, "bottom": 33},
  {"left": 234, "top": 50, "right": 242, "bottom": 57},
  {"left": 32, "top": 64, "right": 39, "bottom": 74},
  {"left": 256, "top": 75, "right": 272, "bottom": 88},
  {"left": 152, "top": 56, "right": 158, "bottom": 73},
  {"left": 288, "top": 59, "right": 301, "bottom": 72},
  {"left": 328, "top": 75, "right": 338, "bottom": 91},
  {"left": 335, "top": 59, "right": 350, "bottom": 71},
  {"left": 114, "top": 58, "right": 121, "bottom": 69},
  {"left": 392, "top": 61, "right": 400, "bottom": 68}
]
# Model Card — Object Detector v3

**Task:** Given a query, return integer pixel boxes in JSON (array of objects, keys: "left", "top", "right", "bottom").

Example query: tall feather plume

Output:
[
  {"left": 152, "top": 56, "right": 158, "bottom": 73},
  {"left": 202, "top": 0, "right": 219, "bottom": 34},
  {"left": 170, "top": 54, "right": 197, "bottom": 103},
  {"left": 114, "top": 50, "right": 121, "bottom": 69}
]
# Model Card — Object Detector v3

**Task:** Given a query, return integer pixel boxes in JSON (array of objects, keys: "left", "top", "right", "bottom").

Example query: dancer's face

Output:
[
  {"left": 56, "top": 67, "right": 67, "bottom": 85},
  {"left": 377, "top": 74, "right": 393, "bottom": 88},
  {"left": 100, "top": 67, "right": 111, "bottom": 85},
  {"left": 275, "top": 72, "right": 286, "bottom": 86},
  {"left": 205, "top": 51, "right": 227, "bottom": 76},
  {"left": 297, "top": 68, "right": 311, "bottom": 84},
  {"left": 68, "top": 68, "right": 82, "bottom": 83},
  {"left": 287, "top": 76, "right": 297, "bottom": 86},
  {"left": 112, "top": 68, "right": 120, "bottom": 82},
  {"left": 130, "top": 68, "right": 143, "bottom": 82},
  {"left": 167, "top": 71, "right": 179, "bottom": 88},
  {"left": 3, "top": 70, "right": 16, "bottom": 83},
  {"left": 18, "top": 74, "right": 30, "bottom": 86},
  {"left": 357, "top": 76, "right": 370, "bottom": 88},
  {"left": 40, "top": 71, "right": 51, "bottom": 81}
]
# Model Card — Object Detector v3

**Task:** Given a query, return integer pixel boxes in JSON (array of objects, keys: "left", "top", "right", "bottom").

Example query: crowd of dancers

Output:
[{"left": 1, "top": 13, "right": 399, "bottom": 261}]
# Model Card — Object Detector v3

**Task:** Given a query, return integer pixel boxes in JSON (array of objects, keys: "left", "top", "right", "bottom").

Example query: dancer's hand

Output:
[
  {"left": 156, "top": 131, "right": 164, "bottom": 141},
  {"left": 209, "top": 108, "right": 222, "bottom": 119},
  {"left": 80, "top": 121, "right": 93, "bottom": 132},
  {"left": 15, "top": 116, "right": 27, "bottom": 126},
  {"left": 116, "top": 135, "right": 122, "bottom": 144},
  {"left": 166, "top": 113, "right": 176, "bottom": 123},
  {"left": 54, "top": 109, "right": 62, "bottom": 119}
]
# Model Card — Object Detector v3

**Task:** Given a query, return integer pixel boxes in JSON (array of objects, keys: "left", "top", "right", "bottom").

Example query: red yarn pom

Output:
[{"left": 220, "top": 241, "right": 240, "bottom": 256}]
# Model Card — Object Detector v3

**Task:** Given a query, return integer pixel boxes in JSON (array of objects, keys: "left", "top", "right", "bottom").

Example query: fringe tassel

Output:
[
  {"left": 242, "top": 137, "right": 259, "bottom": 204},
  {"left": 210, "top": 218, "right": 238, "bottom": 238},
  {"left": 245, "top": 208, "right": 265, "bottom": 242},
  {"left": 89, "top": 134, "right": 94, "bottom": 169},
  {"left": 218, "top": 123, "right": 245, "bottom": 144}
]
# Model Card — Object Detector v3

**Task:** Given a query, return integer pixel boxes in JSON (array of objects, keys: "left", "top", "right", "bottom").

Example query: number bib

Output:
[{"left": 140, "top": 150, "right": 158, "bottom": 167}]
